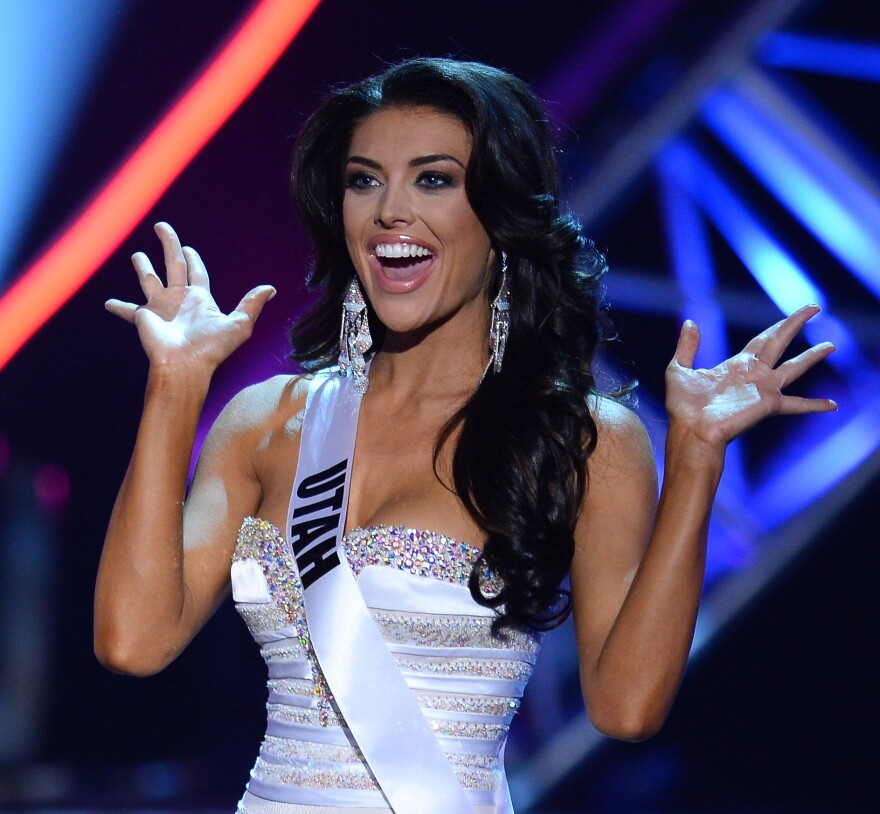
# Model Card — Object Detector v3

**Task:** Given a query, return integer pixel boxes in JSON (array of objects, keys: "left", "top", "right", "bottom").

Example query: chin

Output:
[
  {"left": 369, "top": 301, "right": 445, "bottom": 340},
  {"left": 374, "top": 313, "right": 432, "bottom": 338}
]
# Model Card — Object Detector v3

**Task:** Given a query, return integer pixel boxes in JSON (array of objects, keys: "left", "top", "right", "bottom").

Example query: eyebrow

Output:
[{"left": 347, "top": 153, "right": 466, "bottom": 170}]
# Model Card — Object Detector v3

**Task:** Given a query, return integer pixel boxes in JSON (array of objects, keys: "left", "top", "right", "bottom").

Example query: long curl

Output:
[{"left": 289, "top": 58, "right": 610, "bottom": 632}]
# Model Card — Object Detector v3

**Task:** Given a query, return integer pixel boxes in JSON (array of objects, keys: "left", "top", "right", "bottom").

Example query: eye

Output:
[
  {"left": 416, "top": 171, "right": 454, "bottom": 190},
  {"left": 345, "top": 171, "right": 380, "bottom": 191}
]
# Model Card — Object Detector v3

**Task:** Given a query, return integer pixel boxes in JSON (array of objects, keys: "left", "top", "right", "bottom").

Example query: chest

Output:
[
  {"left": 346, "top": 398, "right": 481, "bottom": 542},
  {"left": 254, "top": 386, "right": 483, "bottom": 546}
]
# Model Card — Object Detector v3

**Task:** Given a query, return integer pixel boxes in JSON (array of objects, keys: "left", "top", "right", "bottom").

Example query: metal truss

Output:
[{"left": 513, "top": 0, "right": 880, "bottom": 808}]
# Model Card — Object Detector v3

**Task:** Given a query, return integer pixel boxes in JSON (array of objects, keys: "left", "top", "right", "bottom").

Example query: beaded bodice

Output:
[{"left": 232, "top": 517, "right": 541, "bottom": 811}]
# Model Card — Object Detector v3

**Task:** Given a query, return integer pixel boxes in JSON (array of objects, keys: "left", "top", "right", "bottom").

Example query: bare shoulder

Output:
[
  {"left": 573, "top": 395, "right": 657, "bottom": 596},
  {"left": 185, "top": 374, "right": 313, "bottom": 547},
  {"left": 587, "top": 394, "right": 656, "bottom": 482},
  {"left": 207, "top": 374, "right": 312, "bottom": 443}
]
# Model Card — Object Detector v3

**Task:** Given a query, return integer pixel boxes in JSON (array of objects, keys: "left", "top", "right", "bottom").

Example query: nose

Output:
[{"left": 374, "top": 180, "right": 414, "bottom": 228}]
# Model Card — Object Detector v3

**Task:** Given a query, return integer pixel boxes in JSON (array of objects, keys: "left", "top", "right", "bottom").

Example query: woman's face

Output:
[{"left": 342, "top": 105, "right": 495, "bottom": 339}]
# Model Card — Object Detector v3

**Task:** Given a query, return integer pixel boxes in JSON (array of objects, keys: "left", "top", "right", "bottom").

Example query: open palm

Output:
[
  {"left": 105, "top": 223, "right": 275, "bottom": 371},
  {"left": 665, "top": 305, "right": 837, "bottom": 449}
]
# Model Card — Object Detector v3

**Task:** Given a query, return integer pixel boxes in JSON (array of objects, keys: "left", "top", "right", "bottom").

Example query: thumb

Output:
[
  {"left": 105, "top": 299, "right": 138, "bottom": 323},
  {"left": 235, "top": 285, "right": 277, "bottom": 324},
  {"left": 673, "top": 319, "right": 700, "bottom": 368}
]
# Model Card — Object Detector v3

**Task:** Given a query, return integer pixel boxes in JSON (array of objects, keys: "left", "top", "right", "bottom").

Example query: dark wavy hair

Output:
[{"left": 289, "top": 58, "right": 609, "bottom": 632}]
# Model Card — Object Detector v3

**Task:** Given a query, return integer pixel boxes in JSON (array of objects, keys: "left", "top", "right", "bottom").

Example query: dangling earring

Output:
[
  {"left": 338, "top": 277, "right": 372, "bottom": 394},
  {"left": 488, "top": 252, "right": 510, "bottom": 375}
]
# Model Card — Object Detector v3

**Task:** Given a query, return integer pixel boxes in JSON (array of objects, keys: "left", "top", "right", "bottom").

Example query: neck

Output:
[{"left": 368, "top": 314, "right": 490, "bottom": 401}]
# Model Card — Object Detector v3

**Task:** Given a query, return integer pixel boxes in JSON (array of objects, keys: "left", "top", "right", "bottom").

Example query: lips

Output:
[{"left": 368, "top": 237, "right": 437, "bottom": 293}]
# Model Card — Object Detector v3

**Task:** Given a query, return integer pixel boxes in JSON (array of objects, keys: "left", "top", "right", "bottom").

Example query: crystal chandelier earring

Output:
[
  {"left": 338, "top": 277, "right": 372, "bottom": 394},
  {"left": 487, "top": 252, "right": 510, "bottom": 375}
]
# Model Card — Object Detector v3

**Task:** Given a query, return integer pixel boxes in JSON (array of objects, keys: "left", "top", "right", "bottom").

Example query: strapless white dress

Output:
[{"left": 232, "top": 517, "right": 541, "bottom": 813}]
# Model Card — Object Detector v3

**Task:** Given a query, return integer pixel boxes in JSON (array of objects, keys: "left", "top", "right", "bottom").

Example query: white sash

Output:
[{"left": 286, "top": 370, "right": 474, "bottom": 814}]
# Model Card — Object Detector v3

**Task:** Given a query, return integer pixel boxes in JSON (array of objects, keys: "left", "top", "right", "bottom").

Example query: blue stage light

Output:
[
  {"left": 658, "top": 170, "right": 748, "bottom": 501},
  {"left": 702, "top": 81, "right": 880, "bottom": 300},
  {"left": 660, "top": 140, "right": 825, "bottom": 310},
  {"left": 753, "top": 397, "right": 880, "bottom": 524},
  {"left": 659, "top": 139, "right": 880, "bottom": 526},
  {"left": 657, "top": 140, "right": 871, "bottom": 377},
  {"left": 658, "top": 172, "right": 727, "bottom": 365},
  {"left": 759, "top": 32, "right": 880, "bottom": 83},
  {"left": 0, "top": 0, "right": 130, "bottom": 286}
]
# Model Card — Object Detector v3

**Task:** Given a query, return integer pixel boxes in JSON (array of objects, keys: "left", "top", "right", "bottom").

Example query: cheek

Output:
[
  {"left": 456, "top": 218, "right": 492, "bottom": 267},
  {"left": 452, "top": 203, "right": 490, "bottom": 249},
  {"left": 342, "top": 188, "right": 373, "bottom": 226},
  {"left": 341, "top": 196, "right": 357, "bottom": 239},
  {"left": 342, "top": 200, "right": 365, "bottom": 257}
]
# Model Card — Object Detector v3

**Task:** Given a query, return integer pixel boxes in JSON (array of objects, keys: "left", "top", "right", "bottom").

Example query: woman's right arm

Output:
[{"left": 94, "top": 223, "right": 276, "bottom": 676}]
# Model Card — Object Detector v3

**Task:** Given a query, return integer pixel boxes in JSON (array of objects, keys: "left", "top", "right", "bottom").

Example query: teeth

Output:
[{"left": 375, "top": 243, "right": 432, "bottom": 259}]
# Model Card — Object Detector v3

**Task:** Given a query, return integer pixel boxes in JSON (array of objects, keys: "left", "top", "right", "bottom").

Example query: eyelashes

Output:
[
  {"left": 415, "top": 170, "right": 454, "bottom": 190},
  {"left": 343, "top": 170, "right": 458, "bottom": 192},
  {"left": 344, "top": 171, "right": 379, "bottom": 190}
]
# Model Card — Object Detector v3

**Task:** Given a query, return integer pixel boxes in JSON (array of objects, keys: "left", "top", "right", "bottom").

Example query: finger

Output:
[
  {"left": 154, "top": 222, "right": 188, "bottom": 287},
  {"left": 105, "top": 299, "right": 139, "bottom": 323},
  {"left": 183, "top": 246, "right": 210, "bottom": 291},
  {"left": 233, "top": 285, "right": 277, "bottom": 328},
  {"left": 742, "top": 304, "right": 821, "bottom": 366},
  {"left": 131, "top": 251, "right": 163, "bottom": 298},
  {"left": 778, "top": 394, "right": 838, "bottom": 415},
  {"left": 777, "top": 342, "right": 835, "bottom": 388},
  {"left": 671, "top": 320, "right": 700, "bottom": 369}
]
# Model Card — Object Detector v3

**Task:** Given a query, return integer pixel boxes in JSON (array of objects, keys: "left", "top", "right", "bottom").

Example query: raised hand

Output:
[
  {"left": 105, "top": 222, "right": 276, "bottom": 372},
  {"left": 665, "top": 304, "right": 837, "bottom": 450}
]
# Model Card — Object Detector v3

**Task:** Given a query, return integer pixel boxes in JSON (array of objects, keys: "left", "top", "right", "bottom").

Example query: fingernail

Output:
[{"left": 683, "top": 319, "right": 695, "bottom": 330}]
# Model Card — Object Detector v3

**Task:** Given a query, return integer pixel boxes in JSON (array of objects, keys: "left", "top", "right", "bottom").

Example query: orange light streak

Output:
[{"left": 0, "top": 0, "right": 321, "bottom": 371}]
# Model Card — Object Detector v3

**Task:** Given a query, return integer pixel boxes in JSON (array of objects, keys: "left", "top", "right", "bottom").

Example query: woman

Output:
[{"left": 94, "top": 58, "right": 836, "bottom": 813}]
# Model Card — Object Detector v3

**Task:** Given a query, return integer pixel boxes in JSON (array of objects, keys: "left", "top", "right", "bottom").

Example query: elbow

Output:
[
  {"left": 93, "top": 625, "right": 173, "bottom": 677},
  {"left": 94, "top": 645, "right": 162, "bottom": 677},
  {"left": 590, "top": 711, "right": 665, "bottom": 742},
  {"left": 584, "top": 696, "right": 669, "bottom": 742}
]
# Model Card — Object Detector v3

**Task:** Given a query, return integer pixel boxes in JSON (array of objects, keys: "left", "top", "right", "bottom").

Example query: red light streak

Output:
[{"left": 0, "top": 0, "right": 321, "bottom": 370}]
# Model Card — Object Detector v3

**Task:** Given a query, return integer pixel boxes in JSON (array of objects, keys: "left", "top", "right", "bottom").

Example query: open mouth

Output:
[{"left": 374, "top": 243, "right": 434, "bottom": 282}]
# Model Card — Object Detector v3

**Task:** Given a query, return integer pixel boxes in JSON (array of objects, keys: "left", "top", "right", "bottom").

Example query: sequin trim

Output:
[
  {"left": 456, "top": 766, "right": 498, "bottom": 790},
  {"left": 449, "top": 753, "right": 497, "bottom": 770},
  {"left": 416, "top": 692, "right": 520, "bottom": 717},
  {"left": 342, "top": 526, "right": 502, "bottom": 594},
  {"left": 372, "top": 609, "right": 538, "bottom": 652},
  {"left": 395, "top": 655, "right": 534, "bottom": 681},
  {"left": 254, "top": 757, "right": 378, "bottom": 791},
  {"left": 267, "top": 702, "right": 344, "bottom": 729},
  {"left": 235, "top": 518, "right": 334, "bottom": 723},
  {"left": 262, "top": 736, "right": 363, "bottom": 764},
  {"left": 237, "top": 601, "right": 291, "bottom": 634},
  {"left": 430, "top": 719, "right": 508, "bottom": 740},
  {"left": 261, "top": 735, "right": 495, "bottom": 771},
  {"left": 261, "top": 643, "right": 307, "bottom": 662},
  {"left": 253, "top": 757, "right": 497, "bottom": 792},
  {"left": 267, "top": 678, "right": 317, "bottom": 698}
]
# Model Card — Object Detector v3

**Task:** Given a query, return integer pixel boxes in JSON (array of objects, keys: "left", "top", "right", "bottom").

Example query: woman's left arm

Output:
[{"left": 571, "top": 304, "right": 836, "bottom": 741}]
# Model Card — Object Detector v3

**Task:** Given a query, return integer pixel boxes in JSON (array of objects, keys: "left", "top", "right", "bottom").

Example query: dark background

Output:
[{"left": 0, "top": 0, "right": 877, "bottom": 810}]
